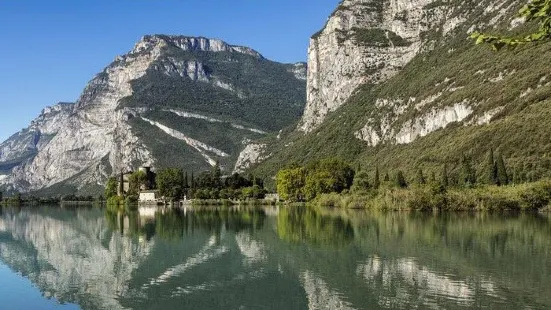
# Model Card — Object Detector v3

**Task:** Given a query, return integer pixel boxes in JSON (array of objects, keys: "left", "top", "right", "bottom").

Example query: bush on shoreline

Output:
[{"left": 311, "top": 179, "right": 551, "bottom": 211}]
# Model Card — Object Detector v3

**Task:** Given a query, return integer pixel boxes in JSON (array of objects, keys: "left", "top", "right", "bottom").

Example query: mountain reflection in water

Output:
[{"left": 0, "top": 205, "right": 550, "bottom": 309}]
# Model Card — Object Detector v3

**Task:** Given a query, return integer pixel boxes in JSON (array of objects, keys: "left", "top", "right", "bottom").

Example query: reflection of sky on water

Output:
[{"left": 0, "top": 262, "right": 79, "bottom": 310}]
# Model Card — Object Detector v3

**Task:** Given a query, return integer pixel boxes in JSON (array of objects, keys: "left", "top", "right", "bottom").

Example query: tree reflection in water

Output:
[
  {"left": 106, "top": 206, "right": 266, "bottom": 242},
  {"left": 277, "top": 206, "right": 354, "bottom": 246}
]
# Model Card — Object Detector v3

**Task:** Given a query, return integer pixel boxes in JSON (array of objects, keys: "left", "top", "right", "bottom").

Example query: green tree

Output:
[
  {"left": 304, "top": 170, "right": 334, "bottom": 200},
  {"left": 395, "top": 170, "right": 408, "bottom": 188},
  {"left": 303, "top": 158, "right": 355, "bottom": 200},
  {"left": 128, "top": 171, "right": 147, "bottom": 196},
  {"left": 471, "top": 0, "right": 551, "bottom": 50},
  {"left": 225, "top": 173, "right": 252, "bottom": 189},
  {"left": 242, "top": 185, "right": 267, "bottom": 200},
  {"left": 486, "top": 149, "right": 498, "bottom": 185},
  {"left": 157, "top": 168, "right": 185, "bottom": 201},
  {"left": 276, "top": 167, "right": 306, "bottom": 202},
  {"left": 352, "top": 171, "right": 371, "bottom": 192},
  {"left": 374, "top": 166, "right": 381, "bottom": 189},
  {"left": 441, "top": 164, "right": 449, "bottom": 188},
  {"left": 384, "top": 172, "right": 390, "bottom": 182},
  {"left": 415, "top": 168, "right": 426, "bottom": 185},
  {"left": 211, "top": 162, "right": 222, "bottom": 189},
  {"left": 104, "top": 177, "right": 118, "bottom": 199},
  {"left": 496, "top": 154, "right": 509, "bottom": 186},
  {"left": 459, "top": 155, "right": 476, "bottom": 187}
]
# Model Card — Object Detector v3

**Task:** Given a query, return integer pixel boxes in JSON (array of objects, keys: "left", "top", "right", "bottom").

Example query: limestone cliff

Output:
[{"left": 299, "top": 0, "right": 522, "bottom": 134}]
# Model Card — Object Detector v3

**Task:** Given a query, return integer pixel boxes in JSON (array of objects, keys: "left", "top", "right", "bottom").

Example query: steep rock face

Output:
[
  {"left": 249, "top": 0, "right": 551, "bottom": 184},
  {"left": 300, "top": 0, "right": 444, "bottom": 133},
  {"left": 0, "top": 35, "right": 306, "bottom": 193},
  {"left": 0, "top": 102, "right": 74, "bottom": 178}
]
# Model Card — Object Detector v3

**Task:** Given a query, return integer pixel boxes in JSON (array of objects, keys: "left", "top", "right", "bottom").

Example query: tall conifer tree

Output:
[
  {"left": 416, "top": 168, "right": 426, "bottom": 185},
  {"left": 374, "top": 166, "right": 381, "bottom": 189},
  {"left": 441, "top": 164, "right": 449, "bottom": 187},
  {"left": 486, "top": 149, "right": 498, "bottom": 185},
  {"left": 496, "top": 154, "right": 509, "bottom": 186}
]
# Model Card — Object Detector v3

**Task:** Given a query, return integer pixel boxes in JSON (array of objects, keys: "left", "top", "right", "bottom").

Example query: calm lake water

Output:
[{"left": 0, "top": 206, "right": 550, "bottom": 310}]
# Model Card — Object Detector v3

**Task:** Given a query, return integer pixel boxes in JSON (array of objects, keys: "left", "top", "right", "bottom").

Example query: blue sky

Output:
[{"left": 0, "top": 0, "right": 338, "bottom": 142}]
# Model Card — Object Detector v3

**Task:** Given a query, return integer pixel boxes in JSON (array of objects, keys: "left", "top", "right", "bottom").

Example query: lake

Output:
[{"left": 0, "top": 205, "right": 550, "bottom": 309}]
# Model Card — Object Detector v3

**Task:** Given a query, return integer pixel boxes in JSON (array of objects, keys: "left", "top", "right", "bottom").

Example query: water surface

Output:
[{"left": 0, "top": 205, "right": 550, "bottom": 309}]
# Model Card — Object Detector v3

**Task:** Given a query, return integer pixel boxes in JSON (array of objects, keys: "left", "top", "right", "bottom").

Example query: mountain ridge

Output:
[
  {"left": 247, "top": 0, "right": 551, "bottom": 187},
  {"left": 0, "top": 35, "right": 306, "bottom": 195}
]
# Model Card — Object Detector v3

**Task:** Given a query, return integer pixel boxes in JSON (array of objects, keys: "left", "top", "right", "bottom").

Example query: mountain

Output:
[
  {"left": 0, "top": 35, "right": 306, "bottom": 195},
  {"left": 247, "top": 0, "right": 551, "bottom": 186}
]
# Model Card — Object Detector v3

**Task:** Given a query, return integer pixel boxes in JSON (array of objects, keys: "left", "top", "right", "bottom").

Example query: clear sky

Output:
[{"left": 0, "top": 0, "right": 338, "bottom": 142}]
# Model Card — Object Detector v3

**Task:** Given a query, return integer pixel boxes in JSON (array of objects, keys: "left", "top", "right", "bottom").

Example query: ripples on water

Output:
[{"left": 0, "top": 205, "right": 549, "bottom": 309}]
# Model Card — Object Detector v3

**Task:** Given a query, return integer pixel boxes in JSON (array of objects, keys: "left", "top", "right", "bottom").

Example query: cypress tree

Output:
[
  {"left": 441, "top": 164, "right": 449, "bottom": 188},
  {"left": 184, "top": 172, "right": 189, "bottom": 188},
  {"left": 496, "top": 154, "right": 509, "bottom": 186},
  {"left": 374, "top": 166, "right": 380, "bottom": 189},
  {"left": 416, "top": 168, "right": 426, "bottom": 185},
  {"left": 486, "top": 149, "right": 497, "bottom": 185},
  {"left": 384, "top": 172, "right": 390, "bottom": 182},
  {"left": 191, "top": 172, "right": 195, "bottom": 189},
  {"left": 395, "top": 170, "right": 408, "bottom": 188},
  {"left": 460, "top": 155, "right": 476, "bottom": 187}
]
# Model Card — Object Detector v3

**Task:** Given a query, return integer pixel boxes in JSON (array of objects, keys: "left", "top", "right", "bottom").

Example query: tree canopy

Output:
[{"left": 472, "top": 0, "right": 551, "bottom": 50}]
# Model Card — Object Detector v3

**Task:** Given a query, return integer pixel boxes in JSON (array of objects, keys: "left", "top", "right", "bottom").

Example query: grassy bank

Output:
[
  {"left": 191, "top": 199, "right": 277, "bottom": 207},
  {"left": 312, "top": 179, "right": 551, "bottom": 211}
]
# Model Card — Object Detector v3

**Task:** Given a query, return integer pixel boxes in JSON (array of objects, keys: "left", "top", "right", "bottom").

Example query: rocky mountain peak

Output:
[
  {"left": 0, "top": 33, "right": 305, "bottom": 194},
  {"left": 132, "top": 34, "right": 264, "bottom": 59}
]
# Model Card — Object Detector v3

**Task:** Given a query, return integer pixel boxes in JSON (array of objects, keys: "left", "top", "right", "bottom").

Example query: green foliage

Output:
[
  {"left": 374, "top": 166, "right": 381, "bottom": 189},
  {"left": 128, "top": 171, "right": 147, "bottom": 196},
  {"left": 311, "top": 179, "right": 551, "bottom": 211},
  {"left": 122, "top": 47, "right": 306, "bottom": 132},
  {"left": 157, "top": 168, "right": 185, "bottom": 201},
  {"left": 106, "top": 195, "right": 125, "bottom": 212},
  {"left": 277, "top": 158, "right": 355, "bottom": 202},
  {"left": 441, "top": 164, "right": 449, "bottom": 188},
  {"left": 352, "top": 171, "right": 371, "bottom": 192},
  {"left": 241, "top": 185, "right": 267, "bottom": 200},
  {"left": 225, "top": 173, "right": 252, "bottom": 189},
  {"left": 459, "top": 155, "right": 476, "bottom": 187},
  {"left": 104, "top": 177, "right": 118, "bottom": 199},
  {"left": 352, "top": 28, "right": 410, "bottom": 47},
  {"left": 276, "top": 167, "right": 306, "bottom": 202},
  {"left": 496, "top": 154, "right": 510, "bottom": 186},
  {"left": 395, "top": 170, "right": 408, "bottom": 188},
  {"left": 486, "top": 149, "right": 498, "bottom": 185},
  {"left": 471, "top": 0, "right": 551, "bottom": 50},
  {"left": 415, "top": 168, "right": 426, "bottom": 185}
]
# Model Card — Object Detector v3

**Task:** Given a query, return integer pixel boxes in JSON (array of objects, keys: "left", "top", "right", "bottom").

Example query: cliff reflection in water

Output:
[{"left": 0, "top": 206, "right": 550, "bottom": 310}]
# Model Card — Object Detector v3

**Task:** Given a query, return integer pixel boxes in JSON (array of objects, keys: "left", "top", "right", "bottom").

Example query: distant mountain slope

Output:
[
  {"left": 247, "top": 0, "right": 551, "bottom": 186},
  {"left": 0, "top": 35, "right": 306, "bottom": 195}
]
